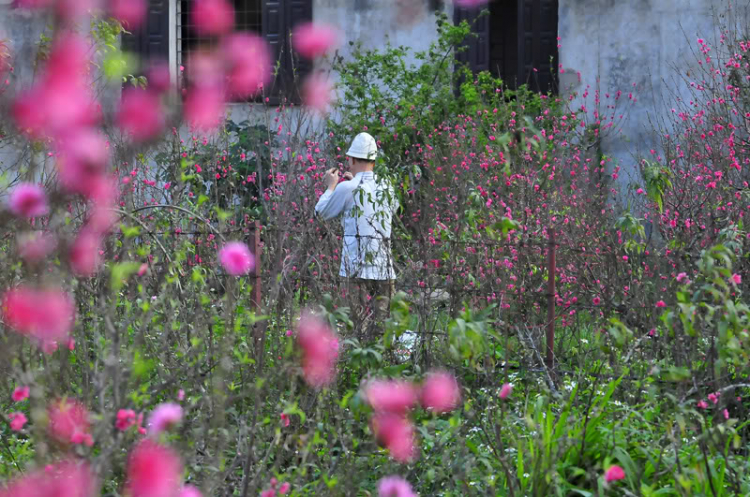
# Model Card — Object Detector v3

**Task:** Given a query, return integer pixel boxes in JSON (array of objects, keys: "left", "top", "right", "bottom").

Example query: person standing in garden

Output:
[{"left": 315, "top": 132, "right": 398, "bottom": 337}]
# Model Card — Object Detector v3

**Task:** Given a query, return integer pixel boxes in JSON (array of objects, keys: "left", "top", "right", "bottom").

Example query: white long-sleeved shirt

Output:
[{"left": 315, "top": 171, "right": 398, "bottom": 280}]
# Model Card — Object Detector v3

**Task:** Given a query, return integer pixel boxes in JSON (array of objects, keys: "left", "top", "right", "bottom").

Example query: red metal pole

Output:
[{"left": 546, "top": 228, "right": 556, "bottom": 368}]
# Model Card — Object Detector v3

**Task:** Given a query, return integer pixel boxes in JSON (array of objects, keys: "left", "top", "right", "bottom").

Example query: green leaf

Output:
[{"left": 111, "top": 262, "right": 142, "bottom": 291}]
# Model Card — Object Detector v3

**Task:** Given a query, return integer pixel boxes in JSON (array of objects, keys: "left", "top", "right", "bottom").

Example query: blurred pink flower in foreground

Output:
[
  {"left": 55, "top": 129, "right": 109, "bottom": 198},
  {"left": 8, "top": 412, "right": 27, "bottom": 431},
  {"left": 302, "top": 74, "right": 334, "bottom": 113},
  {"left": 0, "top": 459, "right": 96, "bottom": 497},
  {"left": 116, "top": 408, "right": 137, "bottom": 431},
  {"left": 364, "top": 379, "right": 418, "bottom": 414},
  {"left": 117, "top": 88, "right": 165, "bottom": 142},
  {"left": 8, "top": 183, "right": 49, "bottom": 218},
  {"left": 378, "top": 475, "right": 418, "bottom": 497},
  {"left": 371, "top": 412, "right": 418, "bottom": 463},
  {"left": 420, "top": 371, "right": 460, "bottom": 413},
  {"left": 454, "top": 0, "right": 489, "bottom": 6},
  {"left": 148, "top": 402, "right": 183, "bottom": 435},
  {"left": 126, "top": 439, "right": 183, "bottom": 497},
  {"left": 109, "top": 0, "right": 147, "bottom": 29},
  {"left": 499, "top": 383, "right": 513, "bottom": 400},
  {"left": 223, "top": 33, "right": 271, "bottom": 98},
  {"left": 218, "top": 241, "right": 255, "bottom": 275},
  {"left": 605, "top": 465, "right": 625, "bottom": 483},
  {"left": 48, "top": 398, "right": 93, "bottom": 447},
  {"left": 17, "top": 231, "right": 57, "bottom": 263},
  {"left": 180, "top": 485, "right": 203, "bottom": 497},
  {"left": 12, "top": 385, "right": 29, "bottom": 402},
  {"left": 2, "top": 286, "right": 75, "bottom": 343},
  {"left": 69, "top": 229, "right": 104, "bottom": 277},
  {"left": 297, "top": 312, "right": 339, "bottom": 388},
  {"left": 184, "top": 84, "right": 225, "bottom": 131},
  {"left": 12, "top": 32, "right": 99, "bottom": 139},
  {"left": 732, "top": 273, "right": 741, "bottom": 284},
  {"left": 191, "top": 0, "right": 234, "bottom": 36},
  {"left": 293, "top": 23, "right": 339, "bottom": 59}
]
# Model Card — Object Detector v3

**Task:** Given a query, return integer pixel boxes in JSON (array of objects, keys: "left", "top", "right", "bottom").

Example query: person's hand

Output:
[
  {"left": 343, "top": 172, "right": 354, "bottom": 181},
  {"left": 324, "top": 167, "right": 339, "bottom": 190}
]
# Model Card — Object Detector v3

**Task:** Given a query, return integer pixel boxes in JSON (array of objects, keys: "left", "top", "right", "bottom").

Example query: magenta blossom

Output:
[
  {"left": 655, "top": 300, "right": 666, "bottom": 308},
  {"left": 117, "top": 88, "right": 165, "bottom": 142},
  {"left": 364, "top": 379, "right": 418, "bottom": 414},
  {"left": 371, "top": 412, "right": 418, "bottom": 463},
  {"left": 420, "top": 371, "right": 461, "bottom": 413},
  {"left": 8, "top": 412, "right": 27, "bottom": 431},
  {"left": 293, "top": 23, "right": 339, "bottom": 59},
  {"left": 731, "top": 273, "right": 741, "bottom": 284},
  {"left": 8, "top": 183, "right": 49, "bottom": 218},
  {"left": 48, "top": 398, "right": 93, "bottom": 447},
  {"left": 378, "top": 475, "right": 418, "bottom": 497},
  {"left": 218, "top": 241, "right": 255, "bottom": 275},
  {"left": 223, "top": 33, "right": 271, "bottom": 98},
  {"left": 191, "top": 0, "right": 234, "bottom": 36},
  {"left": 109, "top": 0, "right": 147, "bottom": 29},
  {"left": 0, "top": 459, "right": 96, "bottom": 496},
  {"left": 604, "top": 465, "right": 625, "bottom": 483},
  {"left": 2, "top": 286, "right": 75, "bottom": 343},
  {"left": 126, "top": 439, "right": 183, "bottom": 497},
  {"left": 297, "top": 312, "right": 339, "bottom": 388},
  {"left": 499, "top": 383, "right": 513, "bottom": 400},
  {"left": 179, "top": 484, "right": 203, "bottom": 497},
  {"left": 116, "top": 409, "right": 137, "bottom": 431},
  {"left": 302, "top": 73, "right": 334, "bottom": 113},
  {"left": 12, "top": 385, "right": 30, "bottom": 402},
  {"left": 148, "top": 402, "right": 183, "bottom": 435}
]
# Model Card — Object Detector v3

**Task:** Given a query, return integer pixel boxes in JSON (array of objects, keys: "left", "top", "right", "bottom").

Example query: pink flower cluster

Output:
[
  {"left": 605, "top": 465, "right": 625, "bottom": 483},
  {"left": 2, "top": 286, "right": 75, "bottom": 349},
  {"left": 218, "top": 242, "right": 255, "bottom": 275},
  {"left": 378, "top": 475, "right": 417, "bottom": 497},
  {"left": 48, "top": 398, "right": 93, "bottom": 447},
  {"left": 260, "top": 477, "right": 291, "bottom": 496},
  {"left": 296, "top": 312, "right": 340, "bottom": 388},
  {"left": 0, "top": 460, "right": 96, "bottom": 497},
  {"left": 364, "top": 371, "right": 461, "bottom": 463}
]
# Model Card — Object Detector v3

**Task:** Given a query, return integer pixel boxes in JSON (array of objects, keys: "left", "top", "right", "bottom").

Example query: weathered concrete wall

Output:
[{"left": 558, "top": 0, "right": 747, "bottom": 190}]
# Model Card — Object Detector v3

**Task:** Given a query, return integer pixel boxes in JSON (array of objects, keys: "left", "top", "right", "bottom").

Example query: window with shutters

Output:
[
  {"left": 455, "top": 0, "right": 558, "bottom": 94},
  {"left": 123, "top": 0, "right": 313, "bottom": 104}
]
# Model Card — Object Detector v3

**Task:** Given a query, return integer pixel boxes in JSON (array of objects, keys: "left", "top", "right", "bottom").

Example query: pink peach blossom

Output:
[
  {"left": 655, "top": 300, "right": 666, "bottom": 308},
  {"left": 184, "top": 85, "right": 225, "bottom": 131},
  {"left": 222, "top": 33, "right": 271, "bottom": 98},
  {"left": 126, "top": 439, "right": 183, "bottom": 497},
  {"left": 12, "top": 385, "right": 29, "bottom": 402},
  {"left": 2, "top": 286, "right": 75, "bottom": 343},
  {"left": 604, "top": 465, "right": 625, "bottom": 483},
  {"left": 218, "top": 241, "right": 255, "bottom": 275},
  {"left": 109, "top": 0, "right": 147, "bottom": 29},
  {"left": 8, "top": 412, "right": 27, "bottom": 431},
  {"left": 420, "top": 371, "right": 461, "bottom": 413},
  {"left": 148, "top": 402, "right": 183, "bottom": 435},
  {"left": 69, "top": 229, "right": 104, "bottom": 277},
  {"left": 117, "top": 88, "right": 165, "bottom": 142},
  {"left": 0, "top": 459, "right": 96, "bottom": 497},
  {"left": 293, "top": 23, "right": 339, "bottom": 59},
  {"left": 364, "top": 379, "right": 418, "bottom": 414},
  {"left": 499, "top": 383, "right": 513, "bottom": 400},
  {"left": 48, "top": 398, "right": 93, "bottom": 447},
  {"left": 116, "top": 409, "right": 137, "bottom": 431},
  {"left": 180, "top": 485, "right": 203, "bottom": 497},
  {"left": 17, "top": 231, "right": 57, "bottom": 263},
  {"left": 696, "top": 400, "right": 708, "bottom": 409},
  {"left": 378, "top": 475, "right": 417, "bottom": 497},
  {"left": 371, "top": 412, "right": 418, "bottom": 463},
  {"left": 302, "top": 73, "right": 334, "bottom": 113},
  {"left": 280, "top": 413, "right": 290, "bottom": 427},
  {"left": 454, "top": 0, "right": 489, "bottom": 6},
  {"left": 592, "top": 296, "right": 601, "bottom": 305},
  {"left": 278, "top": 482, "right": 291, "bottom": 494},
  {"left": 297, "top": 312, "right": 339, "bottom": 388},
  {"left": 8, "top": 183, "right": 49, "bottom": 218},
  {"left": 191, "top": 0, "right": 234, "bottom": 36},
  {"left": 732, "top": 273, "right": 741, "bottom": 284},
  {"left": 55, "top": 130, "right": 109, "bottom": 197}
]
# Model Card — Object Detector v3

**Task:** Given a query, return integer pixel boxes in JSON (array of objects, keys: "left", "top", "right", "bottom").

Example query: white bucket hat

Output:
[{"left": 346, "top": 132, "right": 378, "bottom": 160}]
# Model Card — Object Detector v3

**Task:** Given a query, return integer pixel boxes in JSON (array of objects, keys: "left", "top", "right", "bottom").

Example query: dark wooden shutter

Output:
[
  {"left": 453, "top": 6, "right": 489, "bottom": 74},
  {"left": 262, "top": 0, "right": 312, "bottom": 104},
  {"left": 517, "top": 0, "right": 558, "bottom": 92},
  {"left": 121, "top": 0, "right": 170, "bottom": 63}
]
